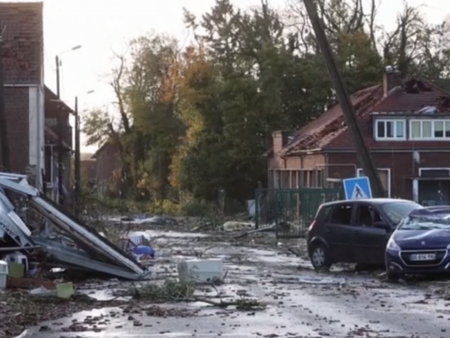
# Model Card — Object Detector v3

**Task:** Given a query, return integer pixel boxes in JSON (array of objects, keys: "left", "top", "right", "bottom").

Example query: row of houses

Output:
[
  {"left": 0, "top": 2, "right": 126, "bottom": 199},
  {"left": 83, "top": 70, "right": 450, "bottom": 204},
  {"left": 268, "top": 70, "right": 450, "bottom": 205},
  {"left": 87, "top": 69, "right": 450, "bottom": 205},
  {"left": 4, "top": 4, "right": 450, "bottom": 205},
  {"left": 1, "top": 2, "right": 74, "bottom": 201}
]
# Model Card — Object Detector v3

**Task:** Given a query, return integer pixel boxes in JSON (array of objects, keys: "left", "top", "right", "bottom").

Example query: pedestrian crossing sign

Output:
[{"left": 342, "top": 177, "right": 372, "bottom": 200}]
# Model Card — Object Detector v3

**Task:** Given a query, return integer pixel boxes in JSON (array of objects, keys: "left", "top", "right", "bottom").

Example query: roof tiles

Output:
[{"left": 281, "top": 78, "right": 450, "bottom": 154}]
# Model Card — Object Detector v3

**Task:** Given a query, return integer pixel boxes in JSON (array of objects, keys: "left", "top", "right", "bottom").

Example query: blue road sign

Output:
[{"left": 342, "top": 177, "right": 372, "bottom": 200}]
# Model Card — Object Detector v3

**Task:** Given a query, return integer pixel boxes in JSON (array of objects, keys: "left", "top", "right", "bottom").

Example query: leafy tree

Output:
[
  {"left": 125, "top": 34, "right": 183, "bottom": 201},
  {"left": 82, "top": 0, "right": 450, "bottom": 205}
]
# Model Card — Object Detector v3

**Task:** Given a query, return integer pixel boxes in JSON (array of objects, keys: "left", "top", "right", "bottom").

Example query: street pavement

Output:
[{"left": 26, "top": 229, "right": 450, "bottom": 338}]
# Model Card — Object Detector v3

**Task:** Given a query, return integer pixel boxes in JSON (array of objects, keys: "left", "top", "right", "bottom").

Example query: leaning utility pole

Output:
[
  {"left": 303, "top": 0, "right": 385, "bottom": 198},
  {"left": 0, "top": 24, "right": 10, "bottom": 171}
]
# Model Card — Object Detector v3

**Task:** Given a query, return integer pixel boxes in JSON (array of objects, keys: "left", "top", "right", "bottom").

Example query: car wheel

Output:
[
  {"left": 310, "top": 244, "right": 332, "bottom": 271},
  {"left": 386, "top": 271, "right": 401, "bottom": 281}
]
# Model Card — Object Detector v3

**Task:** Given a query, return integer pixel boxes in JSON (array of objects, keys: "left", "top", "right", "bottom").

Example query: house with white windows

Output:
[{"left": 267, "top": 69, "right": 450, "bottom": 205}]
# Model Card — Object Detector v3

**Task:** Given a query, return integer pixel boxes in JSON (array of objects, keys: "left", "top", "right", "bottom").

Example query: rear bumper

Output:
[{"left": 386, "top": 249, "right": 450, "bottom": 274}]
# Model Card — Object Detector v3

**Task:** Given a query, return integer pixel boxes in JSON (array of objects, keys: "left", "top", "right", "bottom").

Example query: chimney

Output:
[
  {"left": 272, "top": 130, "right": 292, "bottom": 154},
  {"left": 383, "top": 66, "right": 402, "bottom": 97}
]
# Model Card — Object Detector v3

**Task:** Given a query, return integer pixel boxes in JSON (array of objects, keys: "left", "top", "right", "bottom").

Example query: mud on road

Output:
[{"left": 22, "top": 228, "right": 450, "bottom": 338}]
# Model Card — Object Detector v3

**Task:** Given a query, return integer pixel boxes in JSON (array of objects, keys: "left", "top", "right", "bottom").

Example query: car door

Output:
[
  {"left": 353, "top": 203, "right": 391, "bottom": 264},
  {"left": 324, "top": 202, "right": 357, "bottom": 263}
]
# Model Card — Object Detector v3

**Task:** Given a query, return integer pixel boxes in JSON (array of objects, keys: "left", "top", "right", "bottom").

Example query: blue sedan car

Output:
[{"left": 385, "top": 206, "right": 450, "bottom": 280}]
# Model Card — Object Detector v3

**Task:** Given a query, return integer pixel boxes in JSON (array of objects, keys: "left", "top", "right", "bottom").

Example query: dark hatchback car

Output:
[
  {"left": 306, "top": 198, "right": 421, "bottom": 271},
  {"left": 386, "top": 206, "right": 450, "bottom": 280}
]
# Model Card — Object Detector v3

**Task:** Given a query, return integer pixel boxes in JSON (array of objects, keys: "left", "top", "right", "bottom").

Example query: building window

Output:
[
  {"left": 410, "top": 120, "right": 450, "bottom": 140},
  {"left": 357, "top": 168, "right": 391, "bottom": 197},
  {"left": 375, "top": 120, "right": 405, "bottom": 140}
]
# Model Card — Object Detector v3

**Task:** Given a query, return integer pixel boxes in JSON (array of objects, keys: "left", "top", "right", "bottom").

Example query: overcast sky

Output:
[{"left": 4, "top": 0, "right": 447, "bottom": 152}]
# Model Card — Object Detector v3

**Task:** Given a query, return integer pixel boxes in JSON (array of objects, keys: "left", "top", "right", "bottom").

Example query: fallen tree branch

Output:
[
  {"left": 128, "top": 279, "right": 265, "bottom": 311},
  {"left": 189, "top": 296, "right": 265, "bottom": 311}
]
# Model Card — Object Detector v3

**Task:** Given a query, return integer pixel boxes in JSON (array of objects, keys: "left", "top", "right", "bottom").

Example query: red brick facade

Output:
[
  {"left": 1, "top": 2, "right": 44, "bottom": 177},
  {"left": 93, "top": 143, "right": 122, "bottom": 195},
  {"left": 80, "top": 153, "right": 96, "bottom": 183},
  {"left": 326, "top": 152, "right": 450, "bottom": 199},
  {"left": 269, "top": 71, "right": 450, "bottom": 202},
  {"left": 1, "top": 3, "right": 43, "bottom": 84},
  {"left": 4, "top": 87, "right": 29, "bottom": 172}
]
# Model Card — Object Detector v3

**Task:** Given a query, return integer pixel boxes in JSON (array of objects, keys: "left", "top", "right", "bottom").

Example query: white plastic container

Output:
[
  {"left": 177, "top": 259, "right": 223, "bottom": 284},
  {"left": 0, "top": 260, "right": 8, "bottom": 290},
  {"left": 4, "top": 252, "right": 28, "bottom": 274}
]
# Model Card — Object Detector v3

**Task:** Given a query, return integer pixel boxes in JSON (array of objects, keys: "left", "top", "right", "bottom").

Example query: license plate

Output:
[{"left": 410, "top": 253, "right": 436, "bottom": 261}]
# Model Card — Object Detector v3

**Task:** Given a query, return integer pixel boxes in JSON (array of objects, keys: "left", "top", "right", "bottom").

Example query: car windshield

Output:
[
  {"left": 381, "top": 201, "right": 422, "bottom": 225},
  {"left": 399, "top": 212, "right": 450, "bottom": 230}
]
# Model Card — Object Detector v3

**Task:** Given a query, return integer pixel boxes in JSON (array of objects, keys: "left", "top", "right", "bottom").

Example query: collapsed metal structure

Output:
[{"left": 0, "top": 173, "right": 149, "bottom": 280}]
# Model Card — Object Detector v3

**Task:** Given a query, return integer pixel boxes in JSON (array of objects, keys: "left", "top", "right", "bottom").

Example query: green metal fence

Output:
[{"left": 255, "top": 188, "right": 344, "bottom": 238}]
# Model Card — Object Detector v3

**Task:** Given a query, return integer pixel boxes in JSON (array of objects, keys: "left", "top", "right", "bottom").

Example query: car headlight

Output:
[{"left": 387, "top": 238, "right": 400, "bottom": 251}]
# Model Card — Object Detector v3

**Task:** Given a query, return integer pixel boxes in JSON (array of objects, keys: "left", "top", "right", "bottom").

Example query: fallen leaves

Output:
[{"left": 0, "top": 291, "right": 127, "bottom": 338}]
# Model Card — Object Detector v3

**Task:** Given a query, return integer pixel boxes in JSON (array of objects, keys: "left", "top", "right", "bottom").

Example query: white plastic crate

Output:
[
  {"left": 177, "top": 259, "right": 223, "bottom": 284},
  {"left": 3, "top": 253, "right": 29, "bottom": 273},
  {"left": 0, "top": 260, "right": 8, "bottom": 290}
]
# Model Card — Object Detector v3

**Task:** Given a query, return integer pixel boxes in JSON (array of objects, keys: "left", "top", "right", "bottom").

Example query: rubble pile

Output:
[{"left": 0, "top": 173, "right": 150, "bottom": 287}]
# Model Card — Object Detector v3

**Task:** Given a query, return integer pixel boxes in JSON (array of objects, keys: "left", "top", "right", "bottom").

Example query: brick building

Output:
[
  {"left": 92, "top": 143, "right": 121, "bottom": 195},
  {"left": 1, "top": 2, "right": 45, "bottom": 185},
  {"left": 43, "top": 86, "right": 73, "bottom": 198},
  {"left": 80, "top": 153, "right": 96, "bottom": 183},
  {"left": 1, "top": 2, "right": 71, "bottom": 198},
  {"left": 268, "top": 70, "right": 450, "bottom": 205}
]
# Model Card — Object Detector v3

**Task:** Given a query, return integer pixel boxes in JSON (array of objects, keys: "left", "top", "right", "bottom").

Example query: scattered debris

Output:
[
  {"left": 128, "top": 279, "right": 265, "bottom": 311},
  {"left": 177, "top": 259, "right": 224, "bottom": 284},
  {"left": 129, "top": 280, "right": 196, "bottom": 302},
  {"left": 222, "top": 221, "right": 254, "bottom": 232},
  {"left": 272, "top": 274, "right": 346, "bottom": 285},
  {"left": 0, "top": 173, "right": 149, "bottom": 280},
  {"left": 0, "top": 290, "right": 127, "bottom": 337}
]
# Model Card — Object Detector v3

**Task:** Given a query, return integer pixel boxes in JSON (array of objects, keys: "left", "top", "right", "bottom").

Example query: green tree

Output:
[{"left": 125, "top": 34, "right": 184, "bottom": 201}]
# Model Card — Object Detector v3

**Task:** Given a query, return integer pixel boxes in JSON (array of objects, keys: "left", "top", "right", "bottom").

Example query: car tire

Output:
[
  {"left": 386, "top": 271, "right": 401, "bottom": 281},
  {"left": 310, "top": 243, "right": 332, "bottom": 271}
]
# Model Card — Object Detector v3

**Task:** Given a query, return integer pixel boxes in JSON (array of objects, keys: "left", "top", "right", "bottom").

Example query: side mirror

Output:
[{"left": 374, "top": 222, "right": 390, "bottom": 231}]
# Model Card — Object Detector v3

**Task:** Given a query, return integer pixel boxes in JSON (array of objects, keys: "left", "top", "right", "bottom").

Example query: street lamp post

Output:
[
  {"left": 55, "top": 45, "right": 82, "bottom": 206},
  {"left": 74, "top": 90, "right": 94, "bottom": 213},
  {"left": 55, "top": 45, "right": 81, "bottom": 99}
]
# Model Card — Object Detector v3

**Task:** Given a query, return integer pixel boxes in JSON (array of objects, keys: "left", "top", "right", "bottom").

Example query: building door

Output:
[{"left": 419, "top": 181, "right": 450, "bottom": 206}]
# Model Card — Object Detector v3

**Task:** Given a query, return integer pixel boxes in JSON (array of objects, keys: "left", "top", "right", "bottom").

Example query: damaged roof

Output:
[
  {"left": 281, "top": 85, "right": 382, "bottom": 155},
  {"left": 372, "top": 79, "right": 450, "bottom": 113},
  {"left": 280, "top": 77, "right": 450, "bottom": 155}
]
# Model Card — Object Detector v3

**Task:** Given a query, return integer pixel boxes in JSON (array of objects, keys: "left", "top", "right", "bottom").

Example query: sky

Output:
[{"left": 9, "top": 0, "right": 448, "bottom": 153}]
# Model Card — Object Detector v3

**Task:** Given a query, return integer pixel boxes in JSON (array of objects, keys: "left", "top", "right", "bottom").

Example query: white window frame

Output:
[
  {"left": 356, "top": 168, "right": 391, "bottom": 198},
  {"left": 409, "top": 119, "right": 450, "bottom": 140},
  {"left": 418, "top": 168, "right": 450, "bottom": 176},
  {"left": 374, "top": 119, "right": 406, "bottom": 141}
]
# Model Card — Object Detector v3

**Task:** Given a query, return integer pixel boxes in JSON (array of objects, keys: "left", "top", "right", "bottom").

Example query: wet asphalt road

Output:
[{"left": 26, "top": 230, "right": 450, "bottom": 338}]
